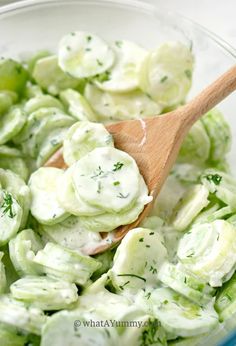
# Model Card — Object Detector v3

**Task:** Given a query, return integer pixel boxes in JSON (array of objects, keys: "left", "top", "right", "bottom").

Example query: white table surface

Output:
[{"left": 0, "top": 0, "right": 235, "bottom": 48}]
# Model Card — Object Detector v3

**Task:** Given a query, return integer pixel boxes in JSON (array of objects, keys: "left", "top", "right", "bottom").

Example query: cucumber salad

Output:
[{"left": 0, "top": 30, "right": 235, "bottom": 346}]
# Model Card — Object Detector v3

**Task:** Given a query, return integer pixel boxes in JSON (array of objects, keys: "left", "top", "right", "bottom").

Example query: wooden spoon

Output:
[{"left": 45, "top": 66, "right": 236, "bottom": 255}]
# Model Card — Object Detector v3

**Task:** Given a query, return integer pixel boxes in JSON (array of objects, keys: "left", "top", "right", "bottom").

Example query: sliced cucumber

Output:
[
  {"left": 177, "top": 220, "right": 236, "bottom": 287},
  {"left": 72, "top": 147, "right": 141, "bottom": 213},
  {"left": 84, "top": 83, "right": 162, "bottom": 121},
  {"left": 9, "top": 229, "right": 43, "bottom": 276},
  {"left": 0, "top": 323, "right": 28, "bottom": 346},
  {"left": 139, "top": 42, "right": 194, "bottom": 107},
  {"left": 10, "top": 276, "right": 78, "bottom": 310},
  {"left": 29, "top": 167, "right": 69, "bottom": 225},
  {"left": 201, "top": 108, "right": 231, "bottom": 162},
  {"left": 33, "top": 242, "right": 101, "bottom": 285},
  {"left": 39, "top": 215, "right": 102, "bottom": 253},
  {"left": 0, "top": 145, "right": 28, "bottom": 181},
  {"left": 60, "top": 88, "right": 98, "bottom": 121},
  {"left": 149, "top": 287, "right": 218, "bottom": 337},
  {"left": 171, "top": 184, "right": 209, "bottom": 231},
  {"left": 63, "top": 121, "right": 114, "bottom": 166},
  {"left": 0, "top": 294, "right": 46, "bottom": 335},
  {"left": 24, "top": 95, "right": 64, "bottom": 114},
  {"left": 57, "top": 164, "right": 103, "bottom": 216},
  {"left": 215, "top": 273, "right": 236, "bottom": 321},
  {"left": 0, "top": 168, "right": 31, "bottom": 229},
  {"left": 41, "top": 310, "right": 117, "bottom": 346},
  {"left": 0, "top": 189, "right": 22, "bottom": 246},
  {"left": 193, "top": 205, "right": 233, "bottom": 225},
  {"left": 0, "top": 91, "right": 15, "bottom": 116},
  {"left": 0, "top": 107, "right": 26, "bottom": 145},
  {"left": 78, "top": 177, "right": 152, "bottom": 232},
  {"left": 95, "top": 40, "right": 147, "bottom": 92},
  {"left": 58, "top": 31, "right": 115, "bottom": 78},
  {"left": 0, "top": 252, "right": 6, "bottom": 294},
  {"left": 179, "top": 121, "right": 210, "bottom": 164},
  {"left": 157, "top": 262, "right": 215, "bottom": 304},
  {"left": 0, "top": 58, "right": 28, "bottom": 95},
  {"left": 111, "top": 227, "right": 167, "bottom": 293},
  {"left": 33, "top": 55, "right": 79, "bottom": 95},
  {"left": 36, "top": 126, "right": 69, "bottom": 167},
  {"left": 201, "top": 169, "right": 236, "bottom": 210}
]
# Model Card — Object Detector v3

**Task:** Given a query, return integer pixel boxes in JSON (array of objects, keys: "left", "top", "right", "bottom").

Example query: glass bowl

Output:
[{"left": 0, "top": 0, "right": 236, "bottom": 344}]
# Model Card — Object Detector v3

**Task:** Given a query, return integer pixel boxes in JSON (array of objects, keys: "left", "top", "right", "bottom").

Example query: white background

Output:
[{"left": 0, "top": 0, "right": 236, "bottom": 48}]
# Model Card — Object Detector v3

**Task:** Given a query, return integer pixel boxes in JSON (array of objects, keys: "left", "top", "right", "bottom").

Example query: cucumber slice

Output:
[
  {"left": 215, "top": 273, "right": 236, "bottom": 321},
  {"left": 0, "top": 58, "right": 28, "bottom": 95},
  {"left": 121, "top": 316, "right": 167, "bottom": 346},
  {"left": 0, "top": 189, "right": 22, "bottom": 246},
  {"left": 14, "top": 107, "right": 65, "bottom": 146},
  {"left": 201, "top": 169, "right": 236, "bottom": 210},
  {"left": 10, "top": 276, "right": 78, "bottom": 310},
  {"left": 149, "top": 288, "right": 218, "bottom": 337},
  {"left": 29, "top": 111, "right": 74, "bottom": 158},
  {"left": 179, "top": 121, "right": 210, "bottom": 164},
  {"left": 139, "top": 42, "right": 194, "bottom": 107},
  {"left": 58, "top": 31, "right": 115, "bottom": 78},
  {"left": 171, "top": 184, "right": 209, "bottom": 231},
  {"left": 0, "top": 323, "right": 27, "bottom": 346},
  {"left": 57, "top": 164, "right": 103, "bottom": 216},
  {"left": 0, "top": 294, "right": 46, "bottom": 335},
  {"left": 36, "top": 127, "right": 69, "bottom": 167},
  {"left": 9, "top": 229, "right": 43, "bottom": 276},
  {"left": 111, "top": 227, "right": 167, "bottom": 293},
  {"left": 177, "top": 220, "right": 236, "bottom": 287},
  {"left": 193, "top": 205, "right": 233, "bottom": 225},
  {"left": 78, "top": 177, "right": 152, "bottom": 232},
  {"left": 0, "top": 91, "right": 14, "bottom": 116},
  {"left": 95, "top": 40, "right": 147, "bottom": 92},
  {"left": 0, "top": 145, "right": 28, "bottom": 181},
  {"left": 41, "top": 310, "right": 117, "bottom": 346},
  {"left": 29, "top": 167, "right": 69, "bottom": 225},
  {"left": 201, "top": 109, "right": 231, "bottom": 162},
  {"left": 33, "top": 242, "right": 101, "bottom": 285},
  {"left": 0, "top": 169, "right": 30, "bottom": 229},
  {"left": 157, "top": 262, "right": 215, "bottom": 304},
  {"left": 24, "top": 95, "right": 64, "bottom": 114},
  {"left": 63, "top": 121, "right": 114, "bottom": 166},
  {"left": 72, "top": 147, "right": 141, "bottom": 213},
  {"left": 0, "top": 107, "right": 26, "bottom": 145},
  {"left": 60, "top": 88, "right": 98, "bottom": 121},
  {"left": 24, "top": 83, "right": 43, "bottom": 99},
  {"left": 39, "top": 215, "right": 102, "bottom": 253},
  {"left": 27, "top": 49, "right": 51, "bottom": 74},
  {"left": 33, "top": 55, "right": 79, "bottom": 95},
  {"left": 0, "top": 252, "right": 6, "bottom": 293},
  {"left": 84, "top": 83, "right": 162, "bottom": 121}
]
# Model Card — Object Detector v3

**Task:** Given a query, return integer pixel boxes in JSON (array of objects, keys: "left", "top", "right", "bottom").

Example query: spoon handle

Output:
[{"left": 180, "top": 65, "right": 236, "bottom": 127}]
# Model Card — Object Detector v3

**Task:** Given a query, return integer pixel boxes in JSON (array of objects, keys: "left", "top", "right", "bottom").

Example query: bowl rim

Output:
[{"left": 0, "top": 0, "right": 236, "bottom": 59}]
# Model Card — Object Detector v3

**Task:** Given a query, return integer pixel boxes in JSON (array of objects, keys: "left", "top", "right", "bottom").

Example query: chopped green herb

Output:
[
  {"left": 97, "top": 181, "right": 102, "bottom": 194},
  {"left": 85, "top": 47, "right": 91, "bottom": 52},
  {"left": 146, "top": 245, "right": 150, "bottom": 248},
  {"left": 117, "top": 192, "right": 130, "bottom": 199},
  {"left": 225, "top": 293, "right": 232, "bottom": 301},
  {"left": 87, "top": 35, "right": 92, "bottom": 42},
  {"left": 113, "top": 162, "right": 124, "bottom": 171},
  {"left": 184, "top": 277, "right": 187, "bottom": 284},
  {"left": 70, "top": 32, "right": 76, "bottom": 36},
  {"left": 1, "top": 192, "right": 15, "bottom": 218},
  {"left": 117, "top": 273, "right": 146, "bottom": 282},
  {"left": 139, "top": 237, "right": 144, "bottom": 242},
  {"left": 96, "top": 59, "right": 103, "bottom": 66},
  {"left": 160, "top": 75, "right": 168, "bottom": 83},
  {"left": 205, "top": 173, "right": 222, "bottom": 185},
  {"left": 163, "top": 300, "right": 168, "bottom": 305},
  {"left": 113, "top": 181, "right": 120, "bottom": 186},
  {"left": 149, "top": 232, "right": 154, "bottom": 235},
  {"left": 149, "top": 266, "right": 157, "bottom": 274},
  {"left": 119, "top": 280, "right": 130, "bottom": 290},
  {"left": 185, "top": 69, "right": 192, "bottom": 79},
  {"left": 145, "top": 292, "right": 152, "bottom": 299},
  {"left": 139, "top": 318, "right": 161, "bottom": 346},
  {"left": 66, "top": 46, "right": 71, "bottom": 51},
  {"left": 115, "top": 40, "right": 123, "bottom": 48},
  {"left": 50, "top": 139, "right": 59, "bottom": 146},
  {"left": 186, "top": 252, "right": 195, "bottom": 258},
  {"left": 91, "top": 166, "right": 104, "bottom": 179},
  {"left": 95, "top": 71, "right": 110, "bottom": 83}
]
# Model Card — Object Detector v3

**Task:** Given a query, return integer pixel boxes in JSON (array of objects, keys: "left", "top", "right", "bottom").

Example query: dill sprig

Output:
[{"left": 1, "top": 192, "right": 15, "bottom": 218}]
